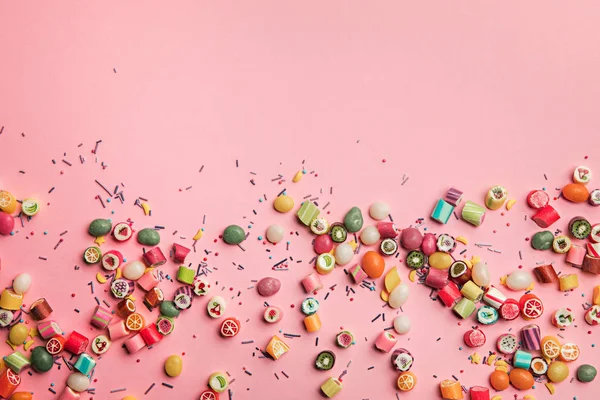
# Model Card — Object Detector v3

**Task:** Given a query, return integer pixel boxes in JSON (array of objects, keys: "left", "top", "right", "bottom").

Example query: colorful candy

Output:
[
  {"left": 320, "top": 377, "right": 342, "bottom": 398},
  {"left": 374, "top": 331, "right": 397, "bottom": 353},
  {"left": 303, "top": 313, "right": 322, "bottom": 332},
  {"left": 533, "top": 264, "right": 559, "bottom": 283},
  {"left": 463, "top": 329, "right": 486, "bottom": 348},
  {"left": 559, "top": 274, "right": 579, "bottom": 291},
  {"left": 439, "top": 379, "right": 463, "bottom": 399},
  {"left": 431, "top": 199, "right": 454, "bottom": 224},
  {"left": 520, "top": 324, "right": 541, "bottom": 350},
  {"left": 485, "top": 185, "right": 507, "bottom": 210}
]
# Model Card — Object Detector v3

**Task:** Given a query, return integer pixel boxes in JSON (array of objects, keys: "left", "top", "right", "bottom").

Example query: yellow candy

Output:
[
  {"left": 122, "top": 397, "right": 138, "bottom": 400},
  {"left": 487, "top": 354, "right": 497, "bottom": 365},
  {"left": 273, "top": 195, "right": 294, "bottom": 213},
  {"left": 408, "top": 270, "right": 417, "bottom": 283},
  {"left": 0, "top": 190, "right": 17, "bottom": 214},
  {"left": 347, "top": 240, "right": 359, "bottom": 251},
  {"left": 495, "top": 365, "right": 509, "bottom": 373},
  {"left": 28, "top": 328, "right": 38, "bottom": 338},
  {"left": 24, "top": 340, "right": 34, "bottom": 351},
  {"left": 526, "top": 282, "right": 535, "bottom": 291},
  {"left": 523, "top": 395, "right": 536, "bottom": 400},
  {"left": 456, "top": 236, "right": 468, "bottom": 245},
  {"left": 593, "top": 285, "right": 600, "bottom": 305},
  {"left": 292, "top": 170, "right": 303, "bottom": 183},
  {"left": 192, "top": 229, "right": 203, "bottom": 241},
  {"left": 470, "top": 352, "right": 481, "bottom": 364},
  {"left": 380, "top": 290, "right": 389, "bottom": 302},
  {"left": 559, "top": 274, "right": 579, "bottom": 291},
  {"left": 545, "top": 382, "right": 555, "bottom": 395},
  {"left": 384, "top": 267, "right": 401, "bottom": 293},
  {"left": 499, "top": 275, "right": 508, "bottom": 285},
  {"left": 494, "top": 360, "right": 508, "bottom": 367},
  {"left": 428, "top": 252, "right": 453, "bottom": 270},
  {"left": 491, "top": 396, "right": 502, "bottom": 400},
  {"left": 164, "top": 355, "right": 183, "bottom": 377},
  {"left": 94, "top": 235, "right": 106, "bottom": 246},
  {"left": 506, "top": 199, "right": 516, "bottom": 210},
  {"left": 96, "top": 272, "right": 108, "bottom": 284},
  {"left": 141, "top": 202, "right": 151, "bottom": 216},
  {"left": 9, "top": 323, "right": 28, "bottom": 345},
  {"left": 116, "top": 268, "right": 122, "bottom": 280}
]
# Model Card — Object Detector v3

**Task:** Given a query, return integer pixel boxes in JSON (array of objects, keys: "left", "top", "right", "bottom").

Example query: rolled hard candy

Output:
[
  {"left": 343, "top": 207, "right": 363, "bottom": 232},
  {"left": 137, "top": 228, "right": 160, "bottom": 246},
  {"left": 222, "top": 225, "right": 245, "bottom": 245},
  {"left": 88, "top": 219, "right": 112, "bottom": 237},
  {"left": 257, "top": 277, "right": 281, "bottom": 297},
  {"left": 531, "top": 231, "right": 554, "bottom": 250}
]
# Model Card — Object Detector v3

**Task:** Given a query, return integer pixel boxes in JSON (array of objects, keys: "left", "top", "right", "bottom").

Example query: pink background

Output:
[{"left": 1, "top": 1, "right": 600, "bottom": 399}]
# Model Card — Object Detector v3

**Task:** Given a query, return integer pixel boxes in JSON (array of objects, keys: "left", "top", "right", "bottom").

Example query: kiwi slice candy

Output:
[
  {"left": 406, "top": 250, "right": 425, "bottom": 268},
  {"left": 329, "top": 224, "right": 348, "bottom": 243},
  {"left": 569, "top": 217, "right": 592, "bottom": 240},
  {"left": 315, "top": 350, "right": 336, "bottom": 370}
]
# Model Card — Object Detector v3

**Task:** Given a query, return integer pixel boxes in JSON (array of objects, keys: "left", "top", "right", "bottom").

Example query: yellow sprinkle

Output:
[
  {"left": 192, "top": 229, "right": 203, "bottom": 241},
  {"left": 487, "top": 353, "right": 497, "bottom": 365},
  {"left": 495, "top": 365, "right": 508, "bottom": 373},
  {"left": 144, "top": 267, "right": 155, "bottom": 274},
  {"left": 141, "top": 202, "right": 151, "bottom": 216},
  {"left": 24, "top": 339, "right": 35, "bottom": 351},
  {"left": 408, "top": 270, "right": 417, "bottom": 283},
  {"left": 348, "top": 240, "right": 358, "bottom": 251},
  {"left": 94, "top": 235, "right": 106, "bottom": 246},
  {"left": 380, "top": 290, "right": 389, "bottom": 302},
  {"left": 470, "top": 352, "right": 481, "bottom": 364},
  {"left": 96, "top": 272, "right": 107, "bottom": 284},
  {"left": 544, "top": 382, "right": 555, "bottom": 395},
  {"left": 28, "top": 328, "right": 39, "bottom": 338},
  {"left": 469, "top": 255, "right": 481, "bottom": 265},
  {"left": 456, "top": 236, "right": 468, "bottom": 245},
  {"left": 499, "top": 275, "right": 508, "bottom": 285},
  {"left": 506, "top": 199, "right": 516, "bottom": 210},
  {"left": 491, "top": 396, "right": 502, "bottom": 400},
  {"left": 524, "top": 395, "right": 536, "bottom": 400},
  {"left": 526, "top": 282, "right": 535, "bottom": 291},
  {"left": 6, "top": 340, "right": 16, "bottom": 350},
  {"left": 116, "top": 268, "right": 122, "bottom": 280},
  {"left": 292, "top": 170, "right": 303, "bottom": 183}
]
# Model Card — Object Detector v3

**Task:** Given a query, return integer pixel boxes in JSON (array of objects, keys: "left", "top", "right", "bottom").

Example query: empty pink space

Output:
[{"left": 1, "top": 1, "right": 600, "bottom": 399}]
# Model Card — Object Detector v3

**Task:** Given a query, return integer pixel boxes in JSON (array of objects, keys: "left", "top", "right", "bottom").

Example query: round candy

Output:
[
  {"left": 360, "top": 226, "right": 380, "bottom": 245},
  {"left": 88, "top": 218, "right": 112, "bottom": 237},
  {"left": 9, "top": 323, "right": 28, "bottom": 345},
  {"left": 527, "top": 190, "right": 549, "bottom": 209},
  {"left": 207, "top": 296, "right": 226, "bottom": 318},
  {"left": 0, "top": 211, "right": 15, "bottom": 235},
  {"left": 472, "top": 262, "right": 490, "bottom": 287},
  {"left": 264, "top": 306, "right": 283, "bottom": 323},
  {"left": 547, "top": 361, "right": 569, "bottom": 383},
  {"left": 531, "top": 230, "right": 554, "bottom": 250},
  {"left": 112, "top": 222, "right": 133, "bottom": 241},
  {"left": 497, "top": 333, "right": 518, "bottom": 354},
  {"left": 91, "top": 335, "right": 111, "bottom": 355},
  {"left": 361, "top": 251, "right": 385, "bottom": 278},
  {"left": 257, "top": 277, "right": 281, "bottom": 297},
  {"left": 160, "top": 301, "right": 180, "bottom": 318},
  {"left": 334, "top": 243, "right": 354, "bottom": 266},
  {"left": 9, "top": 392, "right": 33, "bottom": 400},
  {"left": 30, "top": 346, "right": 53, "bottom": 372},
  {"left": 316, "top": 253, "right": 335, "bottom": 274},
  {"left": 122, "top": 261, "right": 145, "bottom": 281},
  {"left": 273, "top": 195, "right": 294, "bottom": 213},
  {"left": 67, "top": 372, "right": 91, "bottom": 392},
  {"left": 506, "top": 270, "right": 533, "bottom": 290},
  {"left": 12, "top": 273, "right": 31, "bottom": 295},
  {"left": 164, "top": 355, "right": 183, "bottom": 377},
  {"left": 397, "top": 371, "right": 417, "bottom": 392},
  {"left": 137, "top": 228, "right": 160, "bottom": 245},
  {"left": 393, "top": 315, "right": 411, "bottom": 334},
  {"left": 428, "top": 252, "right": 452, "bottom": 270},
  {"left": 315, "top": 350, "right": 336, "bottom": 371},
  {"left": 314, "top": 235, "right": 334, "bottom": 254},
  {"left": 489, "top": 370, "right": 510, "bottom": 391},
  {"left": 222, "top": 225, "right": 245, "bottom": 245},
  {"left": 563, "top": 183, "right": 589, "bottom": 203},
  {"left": 369, "top": 202, "right": 390, "bottom": 220},
  {"left": 573, "top": 165, "right": 592, "bottom": 184},
  {"left": 509, "top": 368, "right": 534, "bottom": 390},
  {"left": 391, "top": 348, "right": 413, "bottom": 371},
  {"left": 17, "top": 198, "right": 37, "bottom": 216},
  {"left": 577, "top": 364, "right": 597, "bottom": 383},
  {"left": 301, "top": 298, "right": 319, "bottom": 316},
  {"left": 421, "top": 233, "right": 437, "bottom": 255},
  {"left": 464, "top": 329, "right": 486, "bottom": 347},
  {"left": 208, "top": 372, "right": 229, "bottom": 393},
  {"left": 343, "top": 206, "right": 363, "bottom": 232},
  {"left": 266, "top": 224, "right": 284, "bottom": 244},
  {"left": 389, "top": 284, "right": 409, "bottom": 309},
  {"left": 400, "top": 228, "right": 422, "bottom": 250}
]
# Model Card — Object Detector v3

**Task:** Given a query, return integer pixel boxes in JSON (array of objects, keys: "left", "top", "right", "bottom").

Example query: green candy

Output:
[
  {"left": 222, "top": 225, "right": 245, "bottom": 245},
  {"left": 577, "top": 364, "right": 597, "bottom": 383},
  {"left": 343, "top": 207, "right": 363, "bottom": 233},
  {"left": 531, "top": 230, "right": 554, "bottom": 250},
  {"left": 88, "top": 218, "right": 112, "bottom": 237},
  {"left": 137, "top": 228, "right": 160, "bottom": 246},
  {"left": 31, "top": 346, "right": 54, "bottom": 373},
  {"left": 160, "top": 301, "right": 181, "bottom": 318}
]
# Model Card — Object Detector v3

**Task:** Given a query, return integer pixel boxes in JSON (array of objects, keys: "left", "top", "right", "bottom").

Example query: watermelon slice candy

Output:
[
  {"left": 336, "top": 331, "right": 354, "bottom": 348},
  {"left": 157, "top": 317, "right": 174, "bottom": 335}
]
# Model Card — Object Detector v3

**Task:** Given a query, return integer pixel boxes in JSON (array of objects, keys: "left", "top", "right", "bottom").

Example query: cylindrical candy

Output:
[
  {"left": 144, "top": 287, "right": 164, "bottom": 308},
  {"left": 301, "top": 272, "right": 323, "bottom": 293},
  {"left": 436, "top": 234, "right": 456, "bottom": 253},
  {"left": 264, "top": 306, "right": 283, "bottom": 323},
  {"left": 116, "top": 298, "right": 136, "bottom": 317},
  {"left": 142, "top": 247, "right": 167, "bottom": 267},
  {"left": 377, "top": 222, "right": 398, "bottom": 238},
  {"left": 206, "top": 296, "right": 226, "bottom": 317},
  {"left": 439, "top": 379, "right": 463, "bottom": 400},
  {"left": 176, "top": 266, "right": 195, "bottom": 284},
  {"left": 532, "top": 205, "right": 560, "bottom": 228},
  {"left": 438, "top": 282, "right": 462, "bottom": 307},
  {"left": 463, "top": 329, "right": 486, "bottom": 348},
  {"left": 431, "top": 199, "right": 455, "bottom": 224},
  {"left": 588, "top": 242, "right": 600, "bottom": 257},
  {"left": 520, "top": 324, "right": 541, "bottom": 351},
  {"left": 589, "top": 189, "right": 600, "bottom": 206},
  {"left": 316, "top": 253, "right": 336, "bottom": 275},
  {"left": 374, "top": 331, "right": 397, "bottom": 353},
  {"left": 566, "top": 244, "right": 586, "bottom": 266},
  {"left": 569, "top": 216, "right": 592, "bottom": 239},
  {"left": 3, "top": 352, "right": 30, "bottom": 374},
  {"left": 171, "top": 243, "right": 190, "bottom": 263},
  {"left": 497, "top": 333, "right": 518, "bottom": 354},
  {"left": 594, "top": 285, "right": 600, "bottom": 305},
  {"left": 139, "top": 324, "right": 163, "bottom": 346},
  {"left": 485, "top": 185, "right": 508, "bottom": 210},
  {"left": 111, "top": 278, "right": 134, "bottom": 299},
  {"left": 173, "top": 286, "right": 194, "bottom": 310},
  {"left": 449, "top": 261, "right": 471, "bottom": 285},
  {"left": 91, "top": 335, "right": 110, "bottom": 355},
  {"left": 469, "top": 386, "right": 490, "bottom": 400},
  {"left": 0, "top": 290, "right": 23, "bottom": 311},
  {"left": 37, "top": 320, "right": 61, "bottom": 340},
  {"left": 585, "top": 305, "right": 600, "bottom": 325},
  {"left": 304, "top": 313, "right": 322, "bottom": 333},
  {"left": 29, "top": 298, "right": 53, "bottom": 321},
  {"left": 551, "top": 308, "right": 574, "bottom": 328},
  {"left": 192, "top": 277, "right": 211, "bottom": 296},
  {"left": 0, "top": 309, "right": 13, "bottom": 328},
  {"left": 101, "top": 250, "right": 123, "bottom": 271},
  {"left": 482, "top": 286, "right": 506, "bottom": 309},
  {"left": 444, "top": 187, "right": 463, "bottom": 207},
  {"left": 108, "top": 321, "right": 130, "bottom": 340},
  {"left": 559, "top": 274, "right": 579, "bottom": 291},
  {"left": 461, "top": 201, "right": 486, "bottom": 226},
  {"left": 453, "top": 297, "right": 476, "bottom": 319},
  {"left": 301, "top": 298, "right": 319, "bottom": 316},
  {"left": 349, "top": 264, "right": 368, "bottom": 284},
  {"left": 320, "top": 377, "right": 342, "bottom": 398},
  {"left": 74, "top": 353, "right": 96, "bottom": 375},
  {"left": 499, "top": 298, "right": 520, "bottom": 320},
  {"left": 583, "top": 254, "right": 600, "bottom": 274},
  {"left": 553, "top": 235, "right": 572, "bottom": 253},
  {"left": 156, "top": 316, "right": 175, "bottom": 335},
  {"left": 527, "top": 189, "right": 549, "bottom": 209},
  {"left": 46, "top": 335, "right": 66, "bottom": 355},
  {"left": 476, "top": 306, "right": 498, "bottom": 325},
  {"left": 531, "top": 357, "right": 549, "bottom": 376},
  {"left": 519, "top": 293, "right": 544, "bottom": 320},
  {"left": 513, "top": 350, "right": 532, "bottom": 369},
  {"left": 533, "top": 264, "right": 559, "bottom": 283},
  {"left": 425, "top": 268, "right": 449, "bottom": 290},
  {"left": 0, "top": 368, "right": 20, "bottom": 398},
  {"left": 64, "top": 331, "right": 89, "bottom": 355},
  {"left": 90, "top": 305, "right": 113, "bottom": 329},
  {"left": 124, "top": 334, "right": 146, "bottom": 353},
  {"left": 391, "top": 348, "right": 413, "bottom": 371},
  {"left": 137, "top": 269, "right": 160, "bottom": 291},
  {"left": 460, "top": 281, "right": 483, "bottom": 302}
]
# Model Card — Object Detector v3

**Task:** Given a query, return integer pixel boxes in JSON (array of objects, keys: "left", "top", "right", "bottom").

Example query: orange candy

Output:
[
  {"left": 10, "top": 393, "right": 33, "bottom": 400},
  {"left": 397, "top": 371, "right": 417, "bottom": 391},
  {"left": 303, "top": 313, "right": 322, "bottom": 332},
  {"left": 562, "top": 183, "right": 589, "bottom": 203},
  {"left": 509, "top": 368, "right": 534, "bottom": 390},
  {"left": 489, "top": 370, "right": 510, "bottom": 391},
  {"left": 125, "top": 313, "right": 145, "bottom": 331},
  {"left": 361, "top": 251, "right": 385, "bottom": 278}
]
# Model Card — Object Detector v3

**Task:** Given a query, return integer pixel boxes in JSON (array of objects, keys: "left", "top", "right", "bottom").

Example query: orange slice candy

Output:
[
  {"left": 397, "top": 371, "right": 417, "bottom": 391},
  {"left": 541, "top": 336, "right": 561, "bottom": 359},
  {"left": 125, "top": 313, "right": 144, "bottom": 331},
  {"left": 559, "top": 342, "right": 580, "bottom": 362}
]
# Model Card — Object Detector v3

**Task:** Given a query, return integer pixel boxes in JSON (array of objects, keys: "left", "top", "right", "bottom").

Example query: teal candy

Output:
[
  {"left": 31, "top": 347, "right": 53, "bottom": 373},
  {"left": 160, "top": 301, "right": 181, "bottom": 318},
  {"left": 431, "top": 199, "right": 454, "bottom": 224},
  {"left": 343, "top": 207, "right": 363, "bottom": 232},
  {"left": 137, "top": 228, "right": 161, "bottom": 246},
  {"left": 222, "top": 225, "right": 245, "bottom": 245},
  {"left": 74, "top": 353, "right": 96, "bottom": 375},
  {"left": 513, "top": 350, "right": 532, "bottom": 369},
  {"left": 531, "top": 231, "right": 554, "bottom": 250}
]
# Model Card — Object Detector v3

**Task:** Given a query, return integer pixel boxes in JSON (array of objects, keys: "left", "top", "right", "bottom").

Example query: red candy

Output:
[
  {"left": 314, "top": 235, "right": 334, "bottom": 254},
  {"left": 64, "top": 331, "right": 89, "bottom": 355},
  {"left": 437, "top": 282, "right": 462, "bottom": 307},
  {"left": 527, "top": 190, "right": 549, "bottom": 209},
  {"left": 499, "top": 298, "right": 520, "bottom": 320},
  {"left": 463, "top": 329, "right": 486, "bottom": 348},
  {"left": 519, "top": 293, "right": 544, "bottom": 320},
  {"left": 143, "top": 247, "right": 167, "bottom": 267},
  {"left": 531, "top": 205, "right": 560, "bottom": 228},
  {"left": 469, "top": 386, "right": 490, "bottom": 400},
  {"left": 172, "top": 243, "right": 191, "bottom": 263}
]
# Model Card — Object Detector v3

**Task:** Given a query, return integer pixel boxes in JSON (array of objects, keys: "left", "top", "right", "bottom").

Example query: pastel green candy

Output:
[
  {"left": 453, "top": 297, "right": 476, "bottom": 319},
  {"left": 343, "top": 206, "right": 363, "bottom": 232},
  {"left": 160, "top": 301, "right": 181, "bottom": 318},
  {"left": 297, "top": 202, "right": 320, "bottom": 226},
  {"left": 177, "top": 266, "right": 195, "bottom": 285},
  {"left": 4, "top": 351, "right": 31, "bottom": 374},
  {"left": 222, "top": 225, "right": 245, "bottom": 244},
  {"left": 31, "top": 346, "right": 54, "bottom": 373},
  {"left": 531, "top": 231, "right": 554, "bottom": 250},
  {"left": 461, "top": 201, "right": 486, "bottom": 226},
  {"left": 137, "top": 228, "right": 160, "bottom": 246},
  {"left": 431, "top": 199, "right": 454, "bottom": 224},
  {"left": 88, "top": 219, "right": 112, "bottom": 237},
  {"left": 577, "top": 364, "right": 597, "bottom": 382}
]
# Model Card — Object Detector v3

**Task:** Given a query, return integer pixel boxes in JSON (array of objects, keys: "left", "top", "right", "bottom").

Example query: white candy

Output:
[
  {"left": 506, "top": 270, "right": 533, "bottom": 291},
  {"left": 472, "top": 262, "right": 490, "bottom": 287},
  {"left": 393, "top": 315, "right": 411, "bottom": 334},
  {"left": 388, "top": 283, "right": 409, "bottom": 309},
  {"left": 266, "top": 224, "right": 284, "bottom": 244},
  {"left": 360, "top": 226, "right": 381, "bottom": 245},
  {"left": 13, "top": 273, "right": 32, "bottom": 295},
  {"left": 334, "top": 243, "right": 354, "bottom": 266},
  {"left": 369, "top": 202, "right": 390, "bottom": 221},
  {"left": 67, "top": 372, "right": 90, "bottom": 392},
  {"left": 122, "top": 261, "right": 145, "bottom": 281}
]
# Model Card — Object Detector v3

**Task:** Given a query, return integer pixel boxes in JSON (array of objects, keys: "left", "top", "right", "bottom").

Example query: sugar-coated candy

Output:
[
  {"left": 273, "top": 194, "right": 294, "bottom": 213},
  {"left": 343, "top": 206, "right": 363, "bottom": 232},
  {"left": 222, "top": 225, "right": 245, "bottom": 245},
  {"left": 400, "top": 228, "right": 422, "bottom": 250},
  {"left": 257, "top": 277, "right": 281, "bottom": 296},
  {"left": 266, "top": 224, "right": 284, "bottom": 243},
  {"left": 471, "top": 262, "right": 490, "bottom": 286},
  {"left": 12, "top": 274, "right": 31, "bottom": 295},
  {"left": 360, "top": 225, "right": 380, "bottom": 245},
  {"left": 164, "top": 355, "right": 183, "bottom": 377},
  {"left": 334, "top": 243, "right": 354, "bottom": 266},
  {"left": 137, "top": 227, "right": 160, "bottom": 245}
]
